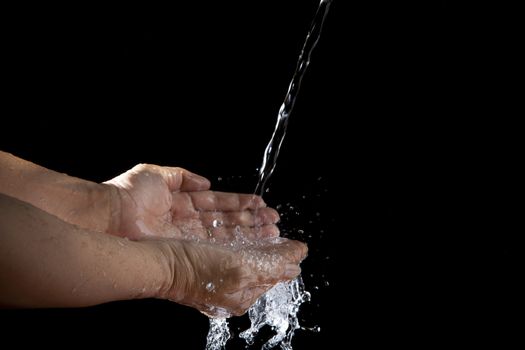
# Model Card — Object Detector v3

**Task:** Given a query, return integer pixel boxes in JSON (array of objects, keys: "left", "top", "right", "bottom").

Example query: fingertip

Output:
[
  {"left": 182, "top": 172, "right": 211, "bottom": 191},
  {"left": 284, "top": 264, "right": 301, "bottom": 280},
  {"left": 262, "top": 224, "right": 280, "bottom": 238},
  {"left": 270, "top": 208, "right": 280, "bottom": 223},
  {"left": 251, "top": 195, "right": 266, "bottom": 208},
  {"left": 257, "top": 207, "right": 280, "bottom": 224},
  {"left": 199, "top": 177, "right": 212, "bottom": 190},
  {"left": 298, "top": 241, "right": 308, "bottom": 260},
  {"left": 287, "top": 240, "right": 308, "bottom": 262},
  {"left": 253, "top": 225, "right": 279, "bottom": 239}
]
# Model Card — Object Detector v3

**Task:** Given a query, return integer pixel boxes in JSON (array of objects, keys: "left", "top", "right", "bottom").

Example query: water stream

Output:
[
  {"left": 254, "top": 0, "right": 333, "bottom": 197},
  {"left": 206, "top": 1, "right": 333, "bottom": 349}
]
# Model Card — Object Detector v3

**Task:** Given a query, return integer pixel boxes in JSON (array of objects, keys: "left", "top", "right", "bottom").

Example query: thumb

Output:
[{"left": 161, "top": 167, "right": 211, "bottom": 192}]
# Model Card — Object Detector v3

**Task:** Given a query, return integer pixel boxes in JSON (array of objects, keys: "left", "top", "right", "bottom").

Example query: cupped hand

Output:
[
  {"left": 153, "top": 236, "right": 308, "bottom": 317},
  {"left": 104, "top": 164, "right": 279, "bottom": 241}
]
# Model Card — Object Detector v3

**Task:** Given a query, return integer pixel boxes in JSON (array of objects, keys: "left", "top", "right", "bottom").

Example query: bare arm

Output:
[
  {"left": 0, "top": 150, "right": 114, "bottom": 233},
  {"left": 0, "top": 193, "right": 170, "bottom": 308}
]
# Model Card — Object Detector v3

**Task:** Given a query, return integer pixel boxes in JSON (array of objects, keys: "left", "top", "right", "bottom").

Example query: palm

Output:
[{"left": 105, "top": 164, "right": 279, "bottom": 241}]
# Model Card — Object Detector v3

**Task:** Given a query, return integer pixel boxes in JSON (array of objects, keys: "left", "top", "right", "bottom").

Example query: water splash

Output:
[
  {"left": 239, "top": 277, "right": 311, "bottom": 350},
  {"left": 206, "top": 318, "right": 231, "bottom": 350}
]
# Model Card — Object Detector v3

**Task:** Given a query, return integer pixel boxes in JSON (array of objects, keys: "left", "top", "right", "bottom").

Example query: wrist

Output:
[
  {"left": 63, "top": 181, "right": 116, "bottom": 233},
  {"left": 138, "top": 240, "right": 180, "bottom": 300}
]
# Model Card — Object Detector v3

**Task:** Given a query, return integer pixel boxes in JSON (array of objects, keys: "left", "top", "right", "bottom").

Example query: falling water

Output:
[
  {"left": 239, "top": 277, "right": 311, "bottom": 350},
  {"left": 254, "top": 0, "right": 333, "bottom": 197},
  {"left": 206, "top": 0, "right": 333, "bottom": 349},
  {"left": 206, "top": 318, "right": 231, "bottom": 350}
]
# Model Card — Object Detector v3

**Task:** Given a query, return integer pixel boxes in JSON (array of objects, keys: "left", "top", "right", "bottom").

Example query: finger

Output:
[
  {"left": 258, "top": 239, "right": 308, "bottom": 265},
  {"left": 199, "top": 208, "right": 279, "bottom": 227},
  {"left": 209, "top": 224, "right": 279, "bottom": 241},
  {"left": 188, "top": 191, "right": 266, "bottom": 211},
  {"left": 283, "top": 264, "right": 302, "bottom": 280},
  {"left": 161, "top": 167, "right": 210, "bottom": 192},
  {"left": 277, "top": 239, "right": 308, "bottom": 263}
]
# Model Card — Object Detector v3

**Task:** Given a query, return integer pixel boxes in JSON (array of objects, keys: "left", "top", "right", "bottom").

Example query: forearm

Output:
[
  {"left": 0, "top": 193, "right": 170, "bottom": 308},
  {"left": 0, "top": 150, "right": 114, "bottom": 232}
]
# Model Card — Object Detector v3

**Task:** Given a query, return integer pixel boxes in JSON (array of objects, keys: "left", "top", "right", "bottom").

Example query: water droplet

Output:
[
  {"left": 298, "top": 229, "right": 304, "bottom": 234},
  {"left": 206, "top": 282, "right": 215, "bottom": 292},
  {"left": 302, "top": 325, "right": 321, "bottom": 333},
  {"left": 324, "top": 281, "right": 329, "bottom": 287},
  {"left": 212, "top": 219, "right": 222, "bottom": 228},
  {"left": 217, "top": 176, "right": 223, "bottom": 181},
  {"left": 234, "top": 225, "right": 242, "bottom": 239}
]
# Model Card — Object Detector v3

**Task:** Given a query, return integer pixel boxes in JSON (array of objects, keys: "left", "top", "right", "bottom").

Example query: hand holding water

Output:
[
  {"left": 104, "top": 164, "right": 280, "bottom": 240},
  {"left": 151, "top": 236, "right": 307, "bottom": 317}
]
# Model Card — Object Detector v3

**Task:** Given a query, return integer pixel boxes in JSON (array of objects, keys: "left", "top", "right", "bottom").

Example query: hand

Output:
[
  {"left": 105, "top": 164, "right": 280, "bottom": 240},
  {"left": 153, "top": 237, "right": 308, "bottom": 317}
]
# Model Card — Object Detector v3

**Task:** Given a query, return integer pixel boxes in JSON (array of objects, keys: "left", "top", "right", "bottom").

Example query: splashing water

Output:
[
  {"left": 205, "top": 1, "right": 332, "bottom": 349},
  {"left": 239, "top": 277, "right": 311, "bottom": 350},
  {"left": 206, "top": 318, "right": 231, "bottom": 350}
]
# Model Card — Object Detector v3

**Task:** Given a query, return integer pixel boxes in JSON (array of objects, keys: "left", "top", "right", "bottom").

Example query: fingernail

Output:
[
  {"left": 188, "top": 172, "right": 208, "bottom": 182},
  {"left": 284, "top": 264, "right": 301, "bottom": 279}
]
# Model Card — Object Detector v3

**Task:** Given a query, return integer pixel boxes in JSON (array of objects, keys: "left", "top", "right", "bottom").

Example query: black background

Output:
[{"left": 1, "top": 1, "right": 520, "bottom": 348}]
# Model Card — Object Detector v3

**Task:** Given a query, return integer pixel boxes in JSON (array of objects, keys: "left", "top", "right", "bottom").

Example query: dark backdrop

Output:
[{"left": 1, "top": 1, "right": 518, "bottom": 348}]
